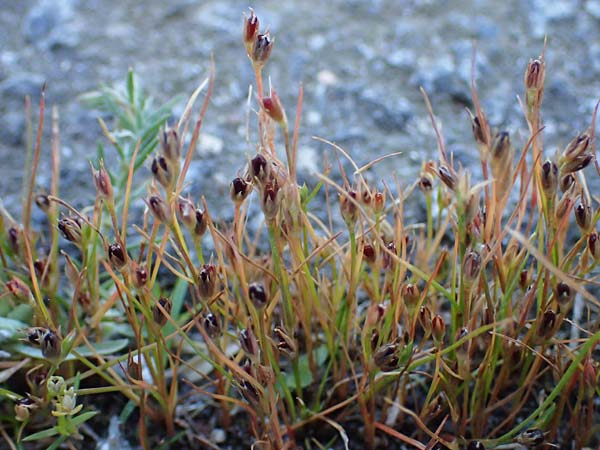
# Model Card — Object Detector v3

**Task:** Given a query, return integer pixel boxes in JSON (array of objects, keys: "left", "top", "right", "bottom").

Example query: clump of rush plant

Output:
[{"left": 0, "top": 8, "right": 599, "bottom": 450}]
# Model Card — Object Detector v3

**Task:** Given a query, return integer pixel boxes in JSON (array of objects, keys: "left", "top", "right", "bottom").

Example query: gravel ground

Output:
[{"left": 3, "top": 0, "right": 600, "bottom": 223}]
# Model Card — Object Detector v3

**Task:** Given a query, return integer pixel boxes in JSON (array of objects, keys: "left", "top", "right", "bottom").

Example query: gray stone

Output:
[
  {"left": 0, "top": 72, "right": 45, "bottom": 100},
  {"left": 23, "top": 0, "right": 77, "bottom": 48}
]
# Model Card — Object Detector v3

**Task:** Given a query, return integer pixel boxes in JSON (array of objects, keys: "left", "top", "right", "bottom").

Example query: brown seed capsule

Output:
[
  {"left": 248, "top": 282, "right": 268, "bottom": 309},
  {"left": 197, "top": 264, "right": 217, "bottom": 300},
  {"left": 365, "top": 303, "right": 386, "bottom": 329},
  {"left": 239, "top": 328, "right": 259, "bottom": 357},
  {"left": 339, "top": 190, "right": 359, "bottom": 226},
  {"left": 152, "top": 297, "right": 172, "bottom": 327},
  {"left": 273, "top": 326, "right": 296, "bottom": 357},
  {"left": 588, "top": 232, "right": 600, "bottom": 259},
  {"left": 6, "top": 277, "right": 33, "bottom": 302},
  {"left": 26, "top": 327, "right": 47, "bottom": 346},
  {"left": 194, "top": 209, "right": 208, "bottom": 237},
  {"left": 541, "top": 160, "right": 558, "bottom": 199},
  {"left": 240, "top": 379, "right": 260, "bottom": 405},
  {"left": 35, "top": 192, "right": 51, "bottom": 213},
  {"left": 418, "top": 305, "right": 432, "bottom": 335},
  {"left": 560, "top": 174, "right": 575, "bottom": 193},
  {"left": 242, "top": 8, "right": 259, "bottom": 51},
  {"left": 519, "top": 269, "right": 531, "bottom": 291},
  {"left": 490, "top": 131, "right": 511, "bottom": 161},
  {"left": 469, "top": 111, "right": 488, "bottom": 148},
  {"left": 561, "top": 153, "right": 592, "bottom": 174},
  {"left": 432, "top": 314, "right": 445, "bottom": 345},
  {"left": 177, "top": 197, "right": 197, "bottom": 231},
  {"left": 252, "top": 32, "right": 273, "bottom": 66},
  {"left": 362, "top": 242, "right": 376, "bottom": 265},
  {"left": 230, "top": 177, "right": 252, "bottom": 204},
  {"left": 555, "top": 281, "right": 575, "bottom": 312},
  {"left": 402, "top": 283, "right": 420, "bottom": 311},
  {"left": 515, "top": 429, "right": 545, "bottom": 446},
  {"left": 250, "top": 154, "right": 270, "bottom": 182},
  {"left": 151, "top": 155, "right": 174, "bottom": 188},
  {"left": 525, "top": 59, "right": 545, "bottom": 91},
  {"left": 373, "top": 341, "right": 399, "bottom": 372},
  {"left": 575, "top": 199, "right": 592, "bottom": 232},
  {"left": 203, "top": 312, "right": 221, "bottom": 338},
  {"left": 372, "top": 191, "right": 385, "bottom": 214},
  {"left": 58, "top": 217, "right": 83, "bottom": 244},
  {"left": 467, "top": 441, "right": 485, "bottom": 450},
  {"left": 15, "top": 397, "right": 38, "bottom": 422},
  {"left": 147, "top": 195, "right": 171, "bottom": 224},
  {"left": 41, "top": 330, "right": 62, "bottom": 361},
  {"left": 92, "top": 161, "right": 113, "bottom": 200},
  {"left": 8, "top": 226, "right": 21, "bottom": 255},
  {"left": 382, "top": 242, "right": 397, "bottom": 271},
  {"left": 262, "top": 88, "right": 286, "bottom": 124},
  {"left": 462, "top": 249, "right": 482, "bottom": 286},
  {"left": 159, "top": 126, "right": 181, "bottom": 162},
  {"left": 107, "top": 242, "right": 127, "bottom": 270},
  {"left": 261, "top": 181, "right": 281, "bottom": 221},
  {"left": 127, "top": 353, "right": 141, "bottom": 380},
  {"left": 537, "top": 309, "right": 557, "bottom": 340},
  {"left": 437, "top": 164, "right": 457, "bottom": 190},
  {"left": 418, "top": 172, "right": 434, "bottom": 193},
  {"left": 133, "top": 264, "right": 148, "bottom": 288}
]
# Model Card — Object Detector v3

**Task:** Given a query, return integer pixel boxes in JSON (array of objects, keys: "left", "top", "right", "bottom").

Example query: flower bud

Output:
[
  {"left": 438, "top": 165, "right": 457, "bottom": 190},
  {"left": 588, "top": 232, "right": 600, "bottom": 259},
  {"left": 197, "top": 264, "right": 218, "bottom": 300},
  {"left": 203, "top": 312, "right": 221, "bottom": 338},
  {"left": 525, "top": 58, "right": 545, "bottom": 110},
  {"left": 575, "top": 199, "right": 592, "bottom": 232},
  {"left": 262, "top": 88, "right": 286, "bottom": 124},
  {"left": 248, "top": 282, "right": 268, "bottom": 309},
  {"left": 243, "top": 8, "right": 259, "bottom": 53},
  {"left": 47, "top": 375, "right": 66, "bottom": 397},
  {"left": 146, "top": 195, "right": 171, "bottom": 224},
  {"left": 159, "top": 126, "right": 181, "bottom": 162},
  {"left": 250, "top": 154, "right": 270, "bottom": 182},
  {"left": 373, "top": 341, "right": 399, "bottom": 372},
  {"left": 152, "top": 297, "right": 172, "bottom": 327},
  {"left": 92, "top": 161, "right": 113, "bottom": 200},
  {"left": 151, "top": 155, "right": 175, "bottom": 189},
  {"left": 58, "top": 217, "right": 83, "bottom": 244},
  {"left": 230, "top": 177, "right": 252, "bottom": 204},
  {"left": 252, "top": 32, "right": 273, "bottom": 66},
  {"left": 540, "top": 160, "right": 558, "bottom": 199},
  {"left": 273, "top": 326, "right": 296, "bottom": 358},
  {"left": 432, "top": 314, "right": 445, "bottom": 345},
  {"left": 339, "top": 190, "right": 359, "bottom": 226},
  {"left": 239, "top": 328, "right": 259, "bottom": 357},
  {"left": 373, "top": 191, "right": 385, "bottom": 215},
  {"left": 107, "top": 242, "right": 127, "bottom": 270},
  {"left": 41, "top": 330, "right": 62, "bottom": 361}
]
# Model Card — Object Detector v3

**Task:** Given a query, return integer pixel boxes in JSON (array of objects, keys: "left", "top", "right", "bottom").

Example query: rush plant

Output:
[{"left": 0, "top": 8, "right": 598, "bottom": 450}]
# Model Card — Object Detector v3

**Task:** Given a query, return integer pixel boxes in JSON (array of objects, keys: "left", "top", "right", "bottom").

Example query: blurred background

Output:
[{"left": 1, "top": 0, "right": 600, "bottom": 222}]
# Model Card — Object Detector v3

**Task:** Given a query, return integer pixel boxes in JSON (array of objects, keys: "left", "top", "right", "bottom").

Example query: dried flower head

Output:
[
  {"left": 197, "top": 264, "right": 218, "bottom": 300},
  {"left": 252, "top": 32, "right": 273, "bottom": 66}
]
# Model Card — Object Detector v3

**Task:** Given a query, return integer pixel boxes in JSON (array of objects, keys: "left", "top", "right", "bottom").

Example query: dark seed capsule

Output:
[
  {"left": 58, "top": 217, "right": 83, "bottom": 244},
  {"left": 41, "top": 330, "right": 62, "bottom": 360},
  {"left": 239, "top": 328, "right": 259, "bottom": 357},
  {"left": 252, "top": 33, "right": 273, "bottom": 65},
  {"left": 108, "top": 243, "right": 127, "bottom": 269},
  {"left": 197, "top": 264, "right": 217, "bottom": 300},
  {"left": 152, "top": 297, "right": 172, "bottom": 327},
  {"left": 203, "top": 312, "right": 221, "bottom": 338},
  {"left": 248, "top": 282, "right": 268, "bottom": 309},
  {"left": 230, "top": 177, "right": 251, "bottom": 203},
  {"left": 373, "top": 341, "right": 399, "bottom": 372},
  {"left": 250, "top": 154, "right": 269, "bottom": 182},
  {"left": 273, "top": 326, "right": 296, "bottom": 357},
  {"left": 467, "top": 441, "right": 485, "bottom": 450}
]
